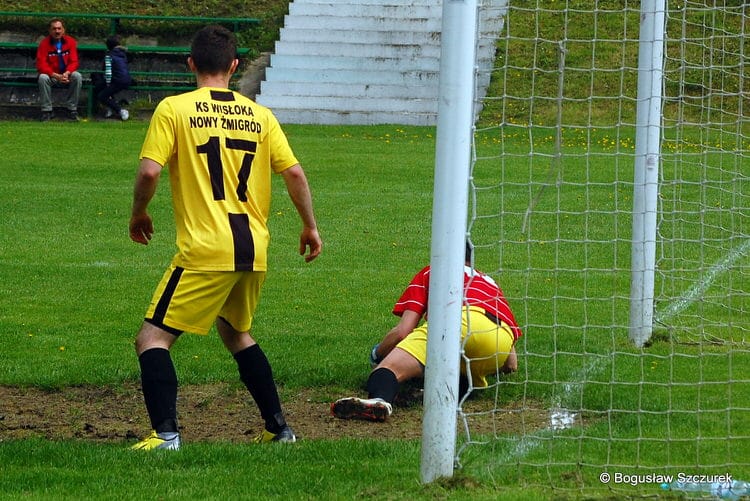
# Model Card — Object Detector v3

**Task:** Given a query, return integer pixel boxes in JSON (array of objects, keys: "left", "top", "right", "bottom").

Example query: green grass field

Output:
[
  {"left": 0, "top": 119, "right": 748, "bottom": 500},
  {"left": 1, "top": 1, "right": 748, "bottom": 499}
]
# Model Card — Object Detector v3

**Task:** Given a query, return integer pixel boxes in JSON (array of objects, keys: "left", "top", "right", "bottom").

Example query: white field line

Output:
[
  {"left": 495, "top": 356, "right": 607, "bottom": 463},
  {"left": 654, "top": 238, "right": 750, "bottom": 324}
]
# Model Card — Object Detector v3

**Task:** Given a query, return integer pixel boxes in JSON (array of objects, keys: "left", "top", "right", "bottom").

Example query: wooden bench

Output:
[
  {"left": 0, "top": 11, "right": 259, "bottom": 118},
  {"left": 0, "top": 67, "right": 246, "bottom": 118},
  {"left": 0, "top": 68, "right": 214, "bottom": 118}
]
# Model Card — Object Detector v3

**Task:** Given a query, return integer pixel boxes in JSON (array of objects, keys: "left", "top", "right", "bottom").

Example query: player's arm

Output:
[
  {"left": 129, "top": 157, "right": 163, "bottom": 245},
  {"left": 280, "top": 163, "right": 322, "bottom": 262},
  {"left": 373, "top": 309, "right": 422, "bottom": 361}
]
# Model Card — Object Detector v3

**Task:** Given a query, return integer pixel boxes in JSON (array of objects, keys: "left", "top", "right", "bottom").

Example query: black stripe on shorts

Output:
[
  {"left": 151, "top": 266, "right": 184, "bottom": 326},
  {"left": 483, "top": 310, "right": 502, "bottom": 326}
]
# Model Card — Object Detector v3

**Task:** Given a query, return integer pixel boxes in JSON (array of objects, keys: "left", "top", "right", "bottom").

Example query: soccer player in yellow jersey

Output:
[{"left": 128, "top": 25, "right": 322, "bottom": 450}]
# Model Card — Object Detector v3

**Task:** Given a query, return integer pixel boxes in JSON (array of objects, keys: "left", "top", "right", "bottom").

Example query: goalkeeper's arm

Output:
[{"left": 369, "top": 310, "right": 422, "bottom": 366}]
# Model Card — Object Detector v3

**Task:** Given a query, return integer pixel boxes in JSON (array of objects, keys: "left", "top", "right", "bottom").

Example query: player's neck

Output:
[
  {"left": 189, "top": 59, "right": 237, "bottom": 90},
  {"left": 195, "top": 74, "right": 231, "bottom": 89}
]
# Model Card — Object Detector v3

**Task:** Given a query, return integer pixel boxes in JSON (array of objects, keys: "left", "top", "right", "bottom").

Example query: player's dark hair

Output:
[
  {"left": 465, "top": 241, "right": 473, "bottom": 264},
  {"left": 106, "top": 34, "right": 120, "bottom": 51},
  {"left": 190, "top": 25, "right": 237, "bottom": 75},
  {"left": 48, "top": 18, "right": 64, "bottom": 29}
]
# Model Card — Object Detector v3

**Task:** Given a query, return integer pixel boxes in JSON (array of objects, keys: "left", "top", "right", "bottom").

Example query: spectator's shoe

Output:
[
  {"left": 130, "top": 430, "right": 181, "bottom": 451},
  {"left": 331, "top": 397, "right": 393, "bottom": 422},
  {"left": 67, "top": 110, "right": 80, "bottom": 122},
  {"left": 255, "top": 425, "right": 297, "bottom": 443},
  {"left": 120, "top": 109, "right": 130, "bottom": 121},
  {"left": 104, "top": 109, "right": 113, "bottom": 118},
  {"left": 40, "top": 111, "right": 53, "bottom": 122}
]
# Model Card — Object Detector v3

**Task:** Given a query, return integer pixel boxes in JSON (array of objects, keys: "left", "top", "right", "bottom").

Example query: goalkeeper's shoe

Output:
[
  {"left": 255, "top": 425, "right": 297, "bottom": 443},
  {"left": 130, "top": 430, "right": 181, "bottom": 451},
  {"left": 331, "top": 397, "right": 393, "bottom": 422}
]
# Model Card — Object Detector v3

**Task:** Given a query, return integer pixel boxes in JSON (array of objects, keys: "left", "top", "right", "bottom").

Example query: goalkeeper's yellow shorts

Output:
[{"left": 397, "top": 306, "right": 515, "bottom": 388}]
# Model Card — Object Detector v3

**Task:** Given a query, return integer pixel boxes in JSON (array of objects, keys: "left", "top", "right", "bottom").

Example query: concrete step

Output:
[
  {"left": 287, "top": 5, "right": 505, "bottom": 34},
  {"left": 259, "top": 75, "right": 490, "bottom": 102},
  {"left": 271, "top": 108, "right": 437, "bottom": 126},
  {"left": 283, "top": 14, "right": 441, "bottom": 31},
  {"left": 273, "top": 40, "right": 441, "bottom": 58},
  {"left": 271, "top": 39, "right": 496, "bottom": 62},
  {"left": 278, "top": 27, "right": 440, "bottom": 45},
  {"left": 267, "top": 54, "right": 440, "bottom": 72},
  {"left": 263, "top": 66, "right": 438, "bottom": 85},
  {"left": 259, "top": 94, "right": 437, "bottom": 113},
  {"left": 259, "top": 80, "right": 437, "bottom": 99},
  {"left": 279, "top": 27, "right": 503, "bottom": 46},
  {"left": 289, "top": 2, "right": 442, "bottom": 18},
  {"left": 293, "top": 0, "right": 436, "bottom": 5}
]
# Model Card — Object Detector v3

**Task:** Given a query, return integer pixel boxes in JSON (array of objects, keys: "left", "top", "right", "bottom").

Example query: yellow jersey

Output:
[{"left": 139, "top": 87, "right": 299, "bottom": 271}]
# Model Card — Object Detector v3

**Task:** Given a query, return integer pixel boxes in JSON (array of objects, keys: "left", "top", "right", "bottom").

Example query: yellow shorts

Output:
[
  {"left": 145, "top": 264, "right": 265, "bottom": 335},
  {"left": 397, "top": 306, "right": 515, "bottom": 388}
]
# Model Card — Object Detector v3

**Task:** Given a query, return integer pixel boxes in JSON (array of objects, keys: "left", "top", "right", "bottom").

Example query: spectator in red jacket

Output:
[{"left": 36, "top": 18, "right": 82, "bottom": 121}]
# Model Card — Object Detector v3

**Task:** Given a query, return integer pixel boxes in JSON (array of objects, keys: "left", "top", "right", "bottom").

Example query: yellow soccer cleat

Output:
[{"left": 130, "top": 430, "right": 181, "bottom": 451}]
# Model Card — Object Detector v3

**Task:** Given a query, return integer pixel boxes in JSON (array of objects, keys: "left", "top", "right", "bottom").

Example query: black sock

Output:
[
  {"left": 458, "top": 374, "right": 470, "bottom": 400},
  {"left": 233, "top": 344, "right": 285, "bottom": 433},
  {"left": 366, "top": 367, "right": 400, "bottom": 403},
  {"left": 138, "top": 347, "right": 179, "bottom": 433}
]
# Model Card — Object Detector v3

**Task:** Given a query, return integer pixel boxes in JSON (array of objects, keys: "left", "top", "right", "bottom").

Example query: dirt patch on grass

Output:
[{"left": 0, "top": 383, "right": 550, "bottom": 445}]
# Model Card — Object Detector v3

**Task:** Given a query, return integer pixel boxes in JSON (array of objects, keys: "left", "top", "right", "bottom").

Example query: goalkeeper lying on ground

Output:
[{"left": 331, "top": 242, "right": 521, "bottom": 422}]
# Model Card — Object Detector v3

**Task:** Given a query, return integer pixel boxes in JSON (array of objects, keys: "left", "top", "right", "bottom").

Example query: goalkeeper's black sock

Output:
[
  {"left": 234, "top": 344, "right": 285, "bottom": 433},
  {"left": 138, "top": 347, "right": 179, "bottom": 433},
  {"left": 366, "top": 367, "right": 400, "bottom": 404}
]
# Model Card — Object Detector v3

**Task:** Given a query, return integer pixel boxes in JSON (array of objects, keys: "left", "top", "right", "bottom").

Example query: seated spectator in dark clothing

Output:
[{"left": 93, "top": 34, "right": 132, "bottom": 120}]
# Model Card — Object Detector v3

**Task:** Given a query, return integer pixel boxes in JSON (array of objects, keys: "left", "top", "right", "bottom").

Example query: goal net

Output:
[{"left": 449, "top": 0, "right": 750, "bottom": 496}]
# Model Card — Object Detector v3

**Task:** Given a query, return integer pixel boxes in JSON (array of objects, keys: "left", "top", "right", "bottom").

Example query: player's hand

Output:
[
  {"left": 369, "top": 343, "right": 383, "bottom": 368},
  {"left": 299, "top": 227, "right": 322, "bottom": 262},
  {"left": 129, "top": 213, "right": 154, "bottom": 245}
]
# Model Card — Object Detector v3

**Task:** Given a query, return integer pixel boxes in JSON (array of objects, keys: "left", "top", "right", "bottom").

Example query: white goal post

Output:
[
  {"left": 420, "top": 0, "right": 479, "bottom": 484},
  {"left": 629, "top": 0, "right": 665, "bottom": 348}
]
